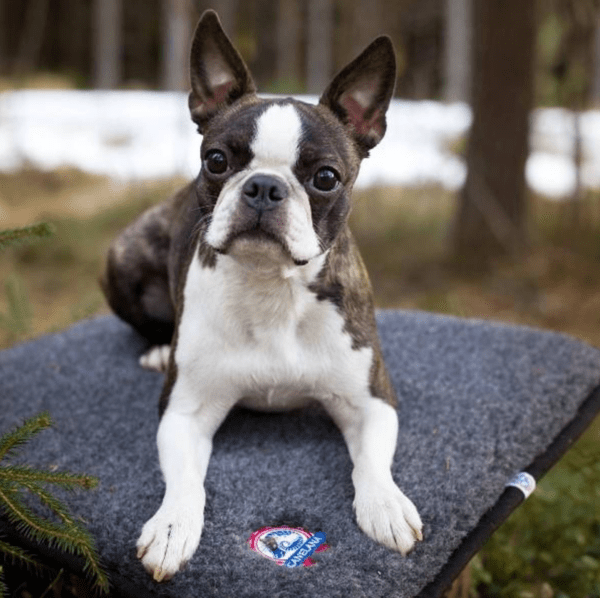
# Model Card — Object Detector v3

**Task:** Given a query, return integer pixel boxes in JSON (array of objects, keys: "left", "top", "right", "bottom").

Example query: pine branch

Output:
[
  {"left": 0, "top": 485, "right": 77, "bottom": 549},
  {"left": 0, "top": 466, "right": 97, "bottom": 491},
  {"left": 21, "top": 483, "right": 110, "bottom": 593},
  {"left": 20, "top": 482, "right": 78, "bottom": 527},
  {"left": 0, "top": 484, "right": 108, "bottom": 592},
  {"left": 0, "top": 415, "right": 110, "bottom": 593},
  {"left": 74, "top": 534, "right": 110, "bottom": 594},
  {"left": 0, "top": 413, "right": 52, "bottom": 462},
  {"left": 0, "top": 223, "right": 54, "bottom": 252},
  {"left": 0, "top": 539, "right": 42, "bottom": 571}
]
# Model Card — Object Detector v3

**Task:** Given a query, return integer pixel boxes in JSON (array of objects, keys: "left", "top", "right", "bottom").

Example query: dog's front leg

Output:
[
  {"left": 325, "top": 397, "right": 423, "bottom": 555},
  {"left": 136, "top": 395, "right": 232, "bottom": 581}
]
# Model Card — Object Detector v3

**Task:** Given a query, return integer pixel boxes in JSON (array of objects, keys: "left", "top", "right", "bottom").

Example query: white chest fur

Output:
[{"left": 173, "top": 249, "right": 374, "bottom": 411}]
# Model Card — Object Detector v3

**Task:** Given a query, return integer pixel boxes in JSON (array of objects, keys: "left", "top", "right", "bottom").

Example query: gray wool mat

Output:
[{"left": 1, "top": 311, "right": 599, "bottom": 597}]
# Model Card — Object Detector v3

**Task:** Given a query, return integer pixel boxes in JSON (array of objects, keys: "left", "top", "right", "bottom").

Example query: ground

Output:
[
  {"left": 0, "top": 169, "right": 599, "bottom": 597},
  {"left": 3, "top": 170, "right": 600, "bottom": 349}
]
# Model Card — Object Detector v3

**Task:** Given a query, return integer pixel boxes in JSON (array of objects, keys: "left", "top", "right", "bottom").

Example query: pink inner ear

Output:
[
  {"left": 191, "top": 80, "right": 235, "bottom": 113},
  {"left": 340, "top": 95, "right": 384, "bottom": 139},
  {"left": 211, "top": 80, "right": 236, "bottom": 104}
]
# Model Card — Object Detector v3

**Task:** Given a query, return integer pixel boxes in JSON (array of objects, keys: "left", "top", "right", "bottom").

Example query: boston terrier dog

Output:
[{"left": 101, "top": 9, "right": 423, "bottom": 582}]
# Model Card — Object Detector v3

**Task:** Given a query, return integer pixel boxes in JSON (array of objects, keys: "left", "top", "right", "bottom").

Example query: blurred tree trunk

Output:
[
  {"left": 0, "top": 0, "right": 4, "bottom": 72},
  {"left": 161, "top": 0, "right": 192, "bottom": 90},
  {"left": 594, "top": 13, "right": 600, "bottom": 102},
  {"left": 216, "top": 0, "right": 237, "bottom": 38},
  {"left": 14, "top": 0, "right": 50, "bottom": 73},
  {"left": 554, "top": 0, "right": 598, "bottom": 232},
  {"left": 452, "top": 0, "right": 535, "bottom": 261},
  {"left": 123, "top": 0, "right": 159, "bottom": 88},
  {"left": 59, "top": 0, "right": 88, "bottom": 80},
  {"left": 93, "top": 0, "right": 122, "bottom": 89},
  {"left": 444, "top": 0, "right": 472, "bottom": 102},
  {"left": 253, "top": 0, "right": 277, "bottom": 88},
  {"left": 197, "top": 0, "right": 237, "bottom": 35},
  {"left": 351, "top": 0, "right": 382, "bottom": 56},
  {"left": 276, "top": 0, "right": 301, "bottom": 88},
  {"left": 306, "top": 0, "right": 333, "bottom": 93}
]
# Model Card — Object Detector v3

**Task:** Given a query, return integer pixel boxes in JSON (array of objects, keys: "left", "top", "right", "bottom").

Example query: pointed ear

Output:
[
  {"left": 319, "top": 36, "right": 396, "bottom": 154},
  {"left": 188, "top": 10, "right": 256, "bottom": 133}
]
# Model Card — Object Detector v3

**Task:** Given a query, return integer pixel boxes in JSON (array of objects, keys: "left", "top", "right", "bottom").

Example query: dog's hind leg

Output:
[
  {"left": 140, "top": 344, "right": 171, "bottom": 372},
  {"left": 101, "top": 202, "right": 175, "bottom": 346}
]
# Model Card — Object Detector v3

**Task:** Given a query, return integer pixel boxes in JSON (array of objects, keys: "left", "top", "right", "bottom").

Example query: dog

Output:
[{"left": 101, "top": 9, "right": 423, "bottom": 582}]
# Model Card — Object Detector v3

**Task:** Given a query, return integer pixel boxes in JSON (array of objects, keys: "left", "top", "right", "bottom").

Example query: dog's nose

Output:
[{"left": 242, "top": 175, "right": 288, "bottom": 212}]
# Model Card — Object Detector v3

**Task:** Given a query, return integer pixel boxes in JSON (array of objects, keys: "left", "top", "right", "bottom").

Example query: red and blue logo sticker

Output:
[{"left": 248, "top": 526, "right": 328, "bottom": 567}]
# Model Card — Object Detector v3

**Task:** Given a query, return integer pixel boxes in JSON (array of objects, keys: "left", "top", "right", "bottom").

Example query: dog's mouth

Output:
[
  {"left": 212, "top": 224, "right": 309, "bottom": 267},
  {"left": 234, "top": 226, "right": 281, "bottom": 245}
]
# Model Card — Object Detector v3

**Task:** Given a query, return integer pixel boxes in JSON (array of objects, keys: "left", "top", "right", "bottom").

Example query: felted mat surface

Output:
[{"left": 1, "top": 312, "right": 600, "bottom": 597}]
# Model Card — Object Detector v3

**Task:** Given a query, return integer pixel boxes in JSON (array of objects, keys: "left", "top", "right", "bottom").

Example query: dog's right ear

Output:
[{"left": 188, "top": 10, "right": 256, "bottom": 133}]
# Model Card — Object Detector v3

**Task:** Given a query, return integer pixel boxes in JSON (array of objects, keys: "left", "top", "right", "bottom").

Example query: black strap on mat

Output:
[{"left": 418, "top": 383, "right": 600, "bottom": 597}]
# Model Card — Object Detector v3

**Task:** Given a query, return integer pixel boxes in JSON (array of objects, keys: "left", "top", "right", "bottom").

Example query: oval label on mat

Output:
[{"left": 248, "top": 526, "right": 328, "bottom": 567}]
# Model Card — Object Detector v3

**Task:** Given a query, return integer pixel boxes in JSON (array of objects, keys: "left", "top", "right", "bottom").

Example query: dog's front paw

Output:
[
  {"left": 136, "top": 503, "right": 204, "bottom": 582},
  {"left": 354, "top": 478, "right": 423, "bottom": 555},
  {"left": 140, "top": 345, "right": 170, "bottom": 372}
]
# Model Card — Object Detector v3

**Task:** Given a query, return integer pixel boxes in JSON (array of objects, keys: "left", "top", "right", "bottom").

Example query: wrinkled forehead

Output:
[{"left": 201, "top": 99, "right": 356, "bottom": 168}]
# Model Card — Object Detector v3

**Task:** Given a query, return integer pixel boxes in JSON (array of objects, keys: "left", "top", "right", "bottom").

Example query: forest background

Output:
[{"left": 1, "top": 0, "right": 600, "bottom": 596}]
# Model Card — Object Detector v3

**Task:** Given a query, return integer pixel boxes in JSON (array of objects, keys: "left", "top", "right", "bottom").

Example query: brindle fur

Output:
[{"left": 101, "top": 10, "right": 397, "bottom": 412}]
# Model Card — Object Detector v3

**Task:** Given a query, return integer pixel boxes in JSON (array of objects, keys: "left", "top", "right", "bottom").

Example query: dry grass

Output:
[
  {"left": 0, "top": 73, "right": 77, "bottom": 92},
  {"left": 2, "top": 170, "right": 600, "bottom": 351},
  {"left": 352, "top": 185, "right": 600, "bottom": 349},
  {"left": 0, "top": 170, "right": 185, "bottom": 347}
]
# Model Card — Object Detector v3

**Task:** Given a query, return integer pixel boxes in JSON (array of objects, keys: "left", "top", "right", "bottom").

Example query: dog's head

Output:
[{"left": 190, "top": 10, "right": 396, "bottom": 267}]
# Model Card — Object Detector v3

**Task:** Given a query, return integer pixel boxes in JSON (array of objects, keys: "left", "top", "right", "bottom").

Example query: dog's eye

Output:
[
  {"left": 313, "top": 167, "right": 339, "bottom": 192},
  {"left": 205, "top": 150, "right": 228, "bottom": 175}
]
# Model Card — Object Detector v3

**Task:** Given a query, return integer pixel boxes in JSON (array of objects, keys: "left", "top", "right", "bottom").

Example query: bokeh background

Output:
[{"left": 0, "top": 1, "right": 599, "bottom": 596}]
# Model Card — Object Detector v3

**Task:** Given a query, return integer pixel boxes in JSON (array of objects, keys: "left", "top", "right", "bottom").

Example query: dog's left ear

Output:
[
  {"left": 320, "top": 36, "right": 396, "bottom": 155},
  {"left": 188, "top": 10, "right": 256, "bottom": 133}
]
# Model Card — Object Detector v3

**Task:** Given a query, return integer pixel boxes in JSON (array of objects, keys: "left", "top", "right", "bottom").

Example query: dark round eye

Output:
[
  {"left": 204, "top": 150, "right": 228, "bottom": 174},
  {"left": 313, "top": 167, "right": 339, "bottom": 192}
]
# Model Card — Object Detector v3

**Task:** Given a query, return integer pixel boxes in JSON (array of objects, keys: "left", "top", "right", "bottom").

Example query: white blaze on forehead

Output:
[
  {"left": 251, "top": 104, "right": 303, "bottom": 168},
  {"left": 206, "top": 101, "right": 321, "bottom": 264}
]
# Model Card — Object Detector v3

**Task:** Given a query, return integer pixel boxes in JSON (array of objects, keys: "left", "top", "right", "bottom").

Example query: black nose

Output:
[{"left": 242, "top": 175, "right": 288, "bottom": 212}]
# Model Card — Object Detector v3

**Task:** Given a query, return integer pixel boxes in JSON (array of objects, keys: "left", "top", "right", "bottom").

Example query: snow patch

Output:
[{"left": 1, "top": 90, "right": 598, "bottom": 198}]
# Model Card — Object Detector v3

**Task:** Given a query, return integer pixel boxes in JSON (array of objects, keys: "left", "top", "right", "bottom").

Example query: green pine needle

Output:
[
  {"left": 0, "top": 539, "right": 42, "bottom": 571},
  {"left": 0, "top": 412, "right": 52, "bottom": 462},
  {"left": 0, "top": 484, "right": 79, "bottom": 555},
  {"left": 0, "top": 414, "right": 109, "bottom": 593},
  {"left": 0, "top": 228, "right": 104, "bottom": 594},
  {"left": 0, "top": 466, "right": 98, "bottom": 491},
  {"left": 0, "top": 223, "right": 55, "bottom": 252}
]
